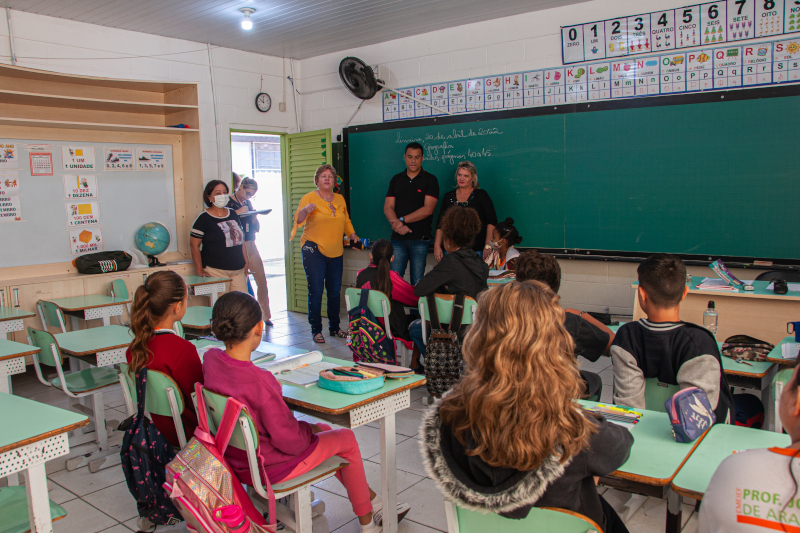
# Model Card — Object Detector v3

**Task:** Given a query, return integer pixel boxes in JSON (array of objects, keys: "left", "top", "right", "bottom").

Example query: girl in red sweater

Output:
[{"left": 125, "top": 271, "right": 203, "bottom": 447}]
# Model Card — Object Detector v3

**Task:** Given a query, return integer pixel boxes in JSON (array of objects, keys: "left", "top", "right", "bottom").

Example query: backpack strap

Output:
[
  {"left": 450, "top": 294, "right": 466, "bottom": 331},
  {"left": 135, "top": 368, "right": 148, "bottom": 419},
  {"left": 359, "top": 288, "right": 370, "bottom": 310},
  {"left": 194, "top": 382, "right": 210, "bottom": 433},
  {"left": 427, "top": 294, "right": 442, "bottom": 330}
]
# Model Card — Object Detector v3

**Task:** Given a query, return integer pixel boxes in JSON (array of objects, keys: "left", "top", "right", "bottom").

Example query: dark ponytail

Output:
[
  {"left": 211, "top": 291, "right": 262, "bottom": 347},
  {"left": 496, "top": 217, "right": 523, "bottom": 246},
  {"left": 371, "top": 239, "right": 394, "bottom": 299},
  {"left": 129, "top": 271, "right": 187, "bottom": 376}
]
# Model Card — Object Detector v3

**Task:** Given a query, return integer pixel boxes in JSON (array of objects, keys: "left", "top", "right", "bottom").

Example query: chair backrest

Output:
[
  {"left": 37, "top": 300, "right": 66, "bottom": 333},
  {"left": 111, "top": 278, "right": 130, "bottom": 299},
  {"left": 27, "top": 327, "right": 62, "bottom": 367},
  {"left": 119, "top": 363, "right": 186, "bottom": 418},
  {"left": 445, "top": 499, "right": 601, "bottom": 533},
  {"left": 418, "top": 294, "right": 478, "bottom": 325},
  {"left": 773, "top": 368, "right": 795, "bottom": 433},
  {"left": 755, "top": 270, "right": 800, "bottom": 283},
  {"left": 345, "top": 287, "right": 393, "bottom": 338},
  {"left": 201, "top": 386, "right": 258, "bottom": 453},
  {"left": 175, "top": 321, "right": 184, "bottom": 339},
  {"left": 643, "top": 378, "right": 680, "bottom": 413}
]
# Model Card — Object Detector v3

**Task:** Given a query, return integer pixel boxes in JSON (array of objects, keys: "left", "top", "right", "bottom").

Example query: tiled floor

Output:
[{"left": 3, "top": 267, "right": 697, "bottom": 533}]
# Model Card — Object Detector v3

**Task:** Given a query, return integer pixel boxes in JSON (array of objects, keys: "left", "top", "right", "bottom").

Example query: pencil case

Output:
[
  {"left": 318, "top": 367, "right": 385, "bottom": 395},
  {"left": 665, "top": 387, "right": 716, "bottom": 443}
]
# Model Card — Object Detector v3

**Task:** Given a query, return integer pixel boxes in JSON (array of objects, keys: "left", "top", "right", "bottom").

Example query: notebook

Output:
[{"left": 256, "top": 351, "right": 339, "bottom": 387}]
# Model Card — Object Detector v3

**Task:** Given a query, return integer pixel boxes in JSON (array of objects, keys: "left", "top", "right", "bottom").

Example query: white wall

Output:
[{"left": 0, "top": 10, "right": 300, "bottom": 184}]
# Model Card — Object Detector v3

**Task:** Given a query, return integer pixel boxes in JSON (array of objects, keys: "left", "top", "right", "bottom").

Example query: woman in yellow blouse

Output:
[{"left": 292, "top": 164, "right": 358, "bottom": 343}]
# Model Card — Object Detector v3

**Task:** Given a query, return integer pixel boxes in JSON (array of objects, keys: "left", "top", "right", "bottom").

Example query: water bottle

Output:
[
  {"left": 213, "top": 505, "right": 251, "bottom": 533},
  {"left": 703, "top": 301, "right": 718, "bottom": 336}
]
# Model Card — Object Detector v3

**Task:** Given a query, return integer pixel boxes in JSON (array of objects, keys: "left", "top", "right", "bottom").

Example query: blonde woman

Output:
[
  {"left": 434, "top": 161, "right": 497, "bottom": 262},
  {"left": 421, "top": 281, "right": 633, "bottom": 533},
  {"left": 290, "top": 164, "right": 357, "bottom": 343}
]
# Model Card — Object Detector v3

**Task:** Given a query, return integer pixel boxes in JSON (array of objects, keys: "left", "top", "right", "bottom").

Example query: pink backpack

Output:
[{"left": 163, "top": 384, "right": 276, "bottom": 533}]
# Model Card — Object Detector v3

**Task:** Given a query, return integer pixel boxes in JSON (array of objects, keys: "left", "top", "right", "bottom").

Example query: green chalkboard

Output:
[{"left": 346, "top": 91, "right": 800, "bottom": 260}]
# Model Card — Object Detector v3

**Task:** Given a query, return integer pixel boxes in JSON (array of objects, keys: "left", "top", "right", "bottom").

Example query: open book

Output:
[{"left": 256, "top": 351, "right": 339, "bottom": 387}]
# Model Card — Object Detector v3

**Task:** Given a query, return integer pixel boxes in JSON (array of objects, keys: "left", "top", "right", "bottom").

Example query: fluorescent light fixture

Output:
[{"left": 240, "top": 8, "right": 255, "bottom": 30}]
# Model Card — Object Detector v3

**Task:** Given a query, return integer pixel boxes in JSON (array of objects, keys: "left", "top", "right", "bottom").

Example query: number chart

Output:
[
  {"left": 383, "top": 36, "right": 800, "bottom": 122},
  {"left": 562, "top": 0, "right": 797, "bottom": 64}
]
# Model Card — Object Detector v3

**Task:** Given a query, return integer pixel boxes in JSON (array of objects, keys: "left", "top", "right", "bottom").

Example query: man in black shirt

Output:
[{"left": 384, "top": 142, "right": 439, "bottom": 285}]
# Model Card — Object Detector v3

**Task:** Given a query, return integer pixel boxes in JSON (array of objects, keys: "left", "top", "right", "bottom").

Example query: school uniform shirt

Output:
[
  {"left": 227, "top": 196, "right": 259, "bottom": 241},
  {"left": 386, "top": 169, "right": 440, "bottom": 241},
  {"left": 611, "top": 319, "right": 734, "bottom": 422},
  {"left": 190, "top": 209, "right": 246, "bottom": 271},
  {"left": 124, "top": 330, "right": 203, "bottom": 447},
  {"left": 437, "top": 189, "right": 498, "bottom": 253},
  {"left": 356, "top": 265, "right": 419, "bottom": 340},
  {"left": 414, "top": 247, "right": 490, "bottom": 300},
  {"left": 698, "top": 447, "right": 800, "bottom": 532},
  {"left": 487, "top": 247, "right": 520, "bottom": 271},
  {"left": 290, "top": 191, "right": 355, "bottom": 258},
  {"left": 564, "top": 312, "right": 610, "bottom": 362}
]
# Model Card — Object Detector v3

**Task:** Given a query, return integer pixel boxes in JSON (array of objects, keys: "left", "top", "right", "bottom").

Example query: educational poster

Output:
[
  {"left": 0, "top": 172, "right": 19, "bottom": 197},
  {"left": 68, "top": 228, "right": 103, "bottom": 255},
  {"left": 758, "top": 0, "right": 784, "bottom": 36},
  {"left": 62, "top": 146, "right": 96, "bottom": 171},
  {"left": 743, "top": 43, "right": 773, "bottom": 85},
  {"left": 652, "top": 10, "right": 676, "bottom": 51},
  {"left": 104, "top": 148, "right": 134, "bottom": 171},
  {"left": 0, "top": 195, "right": 21, "bottom": 222},
  {"left": 484, "top": 76, "right": 503, "bottom": 110},
  {"left": 65, "top": 202, "right": 100, "bottom": 227},
  {"left": 0, "top": 143, "right": 18, "bottom": 169},
  {"left": 448, "top": 81, "right": 466, "bottom": 113},
  {"left": 634, "top": 58, "right": 660, "bottom": 95},
  {"left": 430, "top": 84, "right": 448, "bottom": 116},
  {"left": 382, "top": 91, "right": 399, "bottom": 121},
  {"left": 773, "top": 39, "right": 800, "bottom": 82},
  {"left": 398, "top": 88, "right": 414, "bottom": 119},
  {"left": 63, "top": 175, "right": 98, "bottom": 199},
  {"left": 686, "top": 49, "right": 714, "bottom": 90},
  {"left": 503, "top": 73, "right": 524, "bottom": 108},
  {"left": 661, "top": 53, "right": 688, "bottom": 93},
  {"left": 611, "top": 59, "right": 637, "bottom": 97},
  {"left": 413, "top": 85, "right": 432, "bottom": 117},
  {"left": 523, "top": 71, "right": 544, "bottom": 106},
  {"left": 136, "top": 149, "right": 165, "bottom": 171},
  {"left": 587, "top": 63, "right": 611, "bottom": 100},
  {"left": 466, "top": 79, "right": 484, "bottom": 111},
  {"left": 543, "top": 69, "right": 566, "bottom": 103},
  {"left": 714, "top": 46, "right": 742, "bottom": 87},
  {"left": 29, "top": 152, "right": 53, "bottom": 175},
  {"left": 565, "top": 66, "right": 588, "bottom": 102}
]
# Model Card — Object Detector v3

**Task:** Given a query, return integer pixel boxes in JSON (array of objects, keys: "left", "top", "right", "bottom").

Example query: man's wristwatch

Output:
[{"left": 399, "top": 216, "right": 405, "bottom": 223}]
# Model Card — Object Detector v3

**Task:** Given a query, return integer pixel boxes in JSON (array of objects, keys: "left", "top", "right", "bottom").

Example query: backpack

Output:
[
  {"left": 425, "top": 293, "right": 466, "bottom": 397},
  {"left": 665, "top": 387, "right": 716, "bottom": 443},
  {"left": 348, "top": 289, "right": 397, "bottom": 364},
  {"left": 164, "top": 383, "right": 275, "bottom": 533},
  {"left": 721, "top": 334, "right": 774, "bottom": 362},
  {"left": 119, "top": 368, "right": 183, "bottom": 527},
  {"left": 73, "top": 250, "right": 132, "bottom": 274}
]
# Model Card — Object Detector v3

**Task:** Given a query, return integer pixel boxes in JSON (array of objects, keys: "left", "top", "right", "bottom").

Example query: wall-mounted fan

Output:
[{"left": 338, "top": 56, "right": 451, "bottom": 125}]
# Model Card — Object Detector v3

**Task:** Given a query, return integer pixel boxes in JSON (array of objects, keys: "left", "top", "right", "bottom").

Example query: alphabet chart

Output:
[
  {"left": 561, "top": 0, "right": 797, "bottom": 64},
  {"left": 383, "top": 37, "right": 800, "bottom": 121}
]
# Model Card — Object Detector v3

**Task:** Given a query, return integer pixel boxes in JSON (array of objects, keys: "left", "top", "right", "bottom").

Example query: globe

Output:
[{"left": 135, "top": 222, "right": 171, "bottom": 257}]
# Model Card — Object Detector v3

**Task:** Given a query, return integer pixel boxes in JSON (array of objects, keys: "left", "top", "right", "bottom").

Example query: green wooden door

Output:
[{"left": 282, "top": 130, "right": 332, "bottom": 313}]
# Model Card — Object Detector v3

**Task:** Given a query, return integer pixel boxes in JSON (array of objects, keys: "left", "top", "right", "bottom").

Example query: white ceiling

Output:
[{"left": 0, "top": 0, "right": 588, "bottom": 59}]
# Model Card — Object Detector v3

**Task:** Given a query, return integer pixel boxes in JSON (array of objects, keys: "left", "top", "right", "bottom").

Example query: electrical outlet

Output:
[{"left": 278, "top": 102, "right": 286, "bottom": 112}]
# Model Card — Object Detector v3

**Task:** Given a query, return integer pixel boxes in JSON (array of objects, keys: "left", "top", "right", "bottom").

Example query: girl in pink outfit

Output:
[{"left": 203, "top": 291, "right": 409, "bottom": 532}]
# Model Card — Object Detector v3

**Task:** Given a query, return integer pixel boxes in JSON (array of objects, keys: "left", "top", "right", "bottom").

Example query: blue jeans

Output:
[
  {"left": 391, "top": 239, "right": 429, "bottom": 286},
  {"left": 409, "top": 319, "right": 425, "bottom": 359},
  {"left": 301, "top": 241, "right": 343, "bottom": 335}
]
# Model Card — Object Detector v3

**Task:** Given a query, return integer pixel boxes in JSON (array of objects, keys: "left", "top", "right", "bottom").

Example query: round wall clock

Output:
[{"left": 255, "top": 92, "right": 271, "bottom": 112}]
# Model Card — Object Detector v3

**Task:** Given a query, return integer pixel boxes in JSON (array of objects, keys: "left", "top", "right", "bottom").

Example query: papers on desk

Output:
[
  {"left": 696, "top": 278, "right": 755, "bottom": 292},
  {"left": 256, "top": 350, "right": 339, "bottom": 387},
  {"left": 782, "top": 343, "right": 800, "bottom": 360},
  {"left": 195, "top": 344, "right": 275, "bottom": 364},
  {"left": 767, "top": 282, "right": 800, "bottom": 292}
]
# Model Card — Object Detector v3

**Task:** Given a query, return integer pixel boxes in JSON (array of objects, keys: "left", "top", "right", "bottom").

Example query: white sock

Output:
[{"left": 371, "top": 494, "right": 382, "bottom": 512}]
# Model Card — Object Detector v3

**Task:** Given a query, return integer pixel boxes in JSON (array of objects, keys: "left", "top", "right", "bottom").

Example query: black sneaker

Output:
[{"left": 414, "top": 364, "right": 425, "bottom": 375}]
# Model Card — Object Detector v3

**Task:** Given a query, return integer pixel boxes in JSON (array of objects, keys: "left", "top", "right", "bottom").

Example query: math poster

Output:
[
  {"left": 68, "top": 228, "right": 103, "bottom": 255},
  {"left": 62, "top": 146, "right": 96, "bottom": 171},
  {"left": 104, "top": 148, "right": 134, "bottom": 171},
  {"left": 29, "top": 152, "right": 53, "bottom": 175},
  {"left": 63, "top": 175, "right": 98, "bottom": 199},
  {"left": 65, "top": 201, "right": 100, "bottom": 227},
  {"left": 0, "top": 195, "right": 21, "bottom": 222},
  {"left": 0, "top": 172, "right": 19, "bottom": 197},
  {"left": 0, "top": 143, "right": 19, "bottom": 169},
  {"left": 137, "top": 149, "right": 165, "bottom": 171}
]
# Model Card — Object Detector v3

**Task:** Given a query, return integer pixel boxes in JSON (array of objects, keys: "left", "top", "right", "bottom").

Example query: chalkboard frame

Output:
[{"left": 343, "top": 84, "right": 800, "bottom": 270}]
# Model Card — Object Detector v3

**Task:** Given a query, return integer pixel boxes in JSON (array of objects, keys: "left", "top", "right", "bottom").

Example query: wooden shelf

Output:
[
  {"left": 0, "top": 89, "right": 198, "bottom": 114},
  {"left": 0, "top": 116, "right": 199, "bottom": 134}
]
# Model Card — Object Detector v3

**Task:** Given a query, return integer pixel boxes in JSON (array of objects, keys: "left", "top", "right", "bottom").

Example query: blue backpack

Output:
[
  {"left": 119, "top": 368, "right": 183, "bottom": 527},
  {"left": 348, "top": 289, "right": 397, "bottom": 364}
]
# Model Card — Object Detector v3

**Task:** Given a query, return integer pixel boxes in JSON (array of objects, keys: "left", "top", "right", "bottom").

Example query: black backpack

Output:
[
  {"left": 348, "top": 289, "right": 397, "bottom": 364},
  {"left": 119, "top": 368, "right": 183, "bottom": 527},
  {"left": 425, "top": 294, "right": 466, "bottom": 397},
  {"left": 73, "top": 250, "right": 132, "bottom": 274}
]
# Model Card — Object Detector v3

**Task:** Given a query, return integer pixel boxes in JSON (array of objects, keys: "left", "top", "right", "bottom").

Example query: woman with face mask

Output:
[
  {"left": 189, "top": 179, "right": 249, "bottom": 293},
  {"left": 485, "top": 218, "right": 523, "bottom": 271}
]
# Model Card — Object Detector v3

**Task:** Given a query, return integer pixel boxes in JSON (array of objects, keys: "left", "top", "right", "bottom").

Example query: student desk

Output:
[
  {"left": 183, "top": 276, "right": 229, "bottom": 306},
  {"left": 44, "top": 295, "right": 130, "bottom": 328},
  {"left": 580, "top": 400, "right": 702, "bottom": 533},
  {"left": 487, "top": 277, "right": 514, "bottom": 285},
  {"left": 190, "top": 338, "right": 277, "bottom": 363},
  {"left": 181, "top": 306, "right": 212, "bottom": 331},
  {"left": 0, "top": 339, "right": 39, "bottom": 394},
  {"left": 765, "top": 336, "right": 799, "bottom": 365},
  {"left": 0, "top": 306, "right": 35, "bottom": 340},
  {"left": 0, "top": 392, "right": 89, "bottom": 532},
  {"left": 632, "top": 277, "right": 800, "bottom": 345},
  {"left": 670, "top": 424, "right": 791, "bottom": 500},
  {"left": 54, "top": 325, "right": 132, "bottom": 367}
]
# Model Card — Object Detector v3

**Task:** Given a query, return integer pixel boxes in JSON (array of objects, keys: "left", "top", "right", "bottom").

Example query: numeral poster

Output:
[
  {"left": 65, "top": 202, "right": 99, "bottom": 227},
  {"left": 63, "top": 175, "right": 98, "bottom": 199},
  {"left": 0, "top": 195, "right": 21, "bottom": 222},
  {"left": 29, "top": 152, "right": 53, "bottom": 176},
  {"left": 62, "top": 146, "right": 96, "bottom": 171},
  {"left": 0, "top": 172, "right": 19, "bottom": 197},
  {"left": 0, "top": 143, "right": 18, "bottom": 169},
  {"left": 104, "top": 148, "right": 134, "bottom": 171},
  {"left": 137, "top": 149, "right": 165, "bottom": 170},
  {"left": 69, "top": 228, "right": 103, "bottom": 255}
]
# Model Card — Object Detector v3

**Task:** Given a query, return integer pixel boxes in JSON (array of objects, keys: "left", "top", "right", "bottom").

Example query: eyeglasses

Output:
[{"left": 244, "top": 189, "right": 256, "bottom": 198}]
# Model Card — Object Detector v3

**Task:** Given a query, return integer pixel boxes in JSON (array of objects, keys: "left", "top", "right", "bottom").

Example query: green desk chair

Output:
[
  {"left": 773, "top": 368, "right": 794, "bottom": 433},
  {"left": 0, "top": 486, "right": 68, "bottom": 533},
  {"left": 344, "top": 287, "right": 411, "bottom": 367},
  {"left": 175, "top": 321, "right": 185, "bottom": 339},
  {"left": 417, "top": 294, "right": 478, "bottom": 345},
  {"left": 36, "top": 301, "right": 67, "bottom": 334},
  {"left": 200, "top": 385, "right": 347, "bottom": 533},
  {"left": 642, "top": 378, "right": 679, "bottom": 413},
  {"left": 119, "top": 363, "right": 188, "bottom": 448},
  {"left": 27, "top": 327, "right": 122, "bottom": 473},
  {"left": 444, "top": 498, "right": 602, "bottom": 533},
  {"left": 110, "top": 279, "right": 132, "bottom": 326},
  {"left": 181, "top": 306, "right": 212, "bottom": 331}
]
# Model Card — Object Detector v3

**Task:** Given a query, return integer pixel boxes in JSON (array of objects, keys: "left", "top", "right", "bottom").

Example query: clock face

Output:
[{"left": 255, "top": 92, "right": 271, "bottom": 112}]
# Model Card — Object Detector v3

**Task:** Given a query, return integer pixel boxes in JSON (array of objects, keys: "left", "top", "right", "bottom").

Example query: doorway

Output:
[{"left": 230, "top": 130, "right": 287, "bottom": 313}]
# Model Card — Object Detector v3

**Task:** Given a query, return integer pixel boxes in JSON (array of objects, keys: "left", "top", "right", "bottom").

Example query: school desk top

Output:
[
  {"left": 0, "top": 307, "right": 35, "bottom": 321},
  {"left": 0, "top": 339, "right": 39, "bottom": 362},
  {"left": 54, "top": 325, "right": 132, "bottom": 356},
  {"left": 182, "top": 276, "right": 230, "bottom": 287},
  {"left": 190, "top": 338, "right": 280, "bottom": 362},
  {"left": 632, "top": 277, "right": 800, "bottom": 301},
  {"left": 766, "top": 336, "right": 799, "bottom": 365},
  {"left": 0, "top": 392, "right": 89, "bottom": 454},
  {"left": 579, "top": 400, "right": 703, "bottom": 485},
  {"left": 670, "top": 424, "right": 791, "bottom": 500},
  {"left": 44, "top": 295, "right": 130, "bottom": 311},
  {"left": 181, "top": 306, "right": 212, "bottom": 329}
]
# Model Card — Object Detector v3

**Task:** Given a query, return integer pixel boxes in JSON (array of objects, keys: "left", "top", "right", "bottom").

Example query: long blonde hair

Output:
[{"left": 439, "top": 281, "right": 595, "bottom": 470}]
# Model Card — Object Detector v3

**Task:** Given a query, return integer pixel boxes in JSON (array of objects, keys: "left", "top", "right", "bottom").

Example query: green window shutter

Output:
[{"left": 282, "top": 129, "right": 332, "bottom": 314}]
